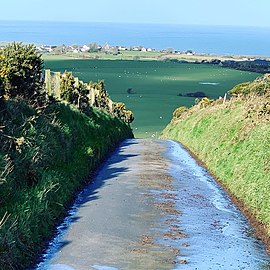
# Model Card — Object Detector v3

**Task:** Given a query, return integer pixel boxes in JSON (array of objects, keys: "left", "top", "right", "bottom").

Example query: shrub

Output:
[
  {"left": 112, "top": 102, "right": 134, "bottom": 124},
  {"left": 198, "top": 97, "right": 214, "bottom": 108},
  {"left": 0, "top": 43, "right": 44, "bottom": 103},
  {"left": 60, "top": 72, "right": 93, "bottom": 115},
  {"left": 173, "top": 106, "right": 187, "bottom": 119},
  {"left": 60, "top": 72, "right": 79, "bottom": 104},
  {"left": 184, "top": 91, "right": 207, "bottom": 98},
  {"left": 0, "top": 100, "right": 133, "bottom": 269},
  {"left": 92, "top": 80, "right": 111, "bottom": 111},
  {"left": 228, "top": 74, "right": 270, "bottom": 96}
]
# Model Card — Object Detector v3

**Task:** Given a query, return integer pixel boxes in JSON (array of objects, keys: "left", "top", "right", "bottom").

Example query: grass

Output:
[
  {"left": 0, "top": 99, "right": 133, "bottom": 269},
  {"left": 42, "top": 51, "right": 270, "bottom": 62},
  {"left": 42, "top": 51, "right": 163, "bottom": 62},
  {"left": 44, "top": 59, "right": 260, "bottom": 137},
  {"left": 161, "top": 83, "right": 270, "bottom": 236}
]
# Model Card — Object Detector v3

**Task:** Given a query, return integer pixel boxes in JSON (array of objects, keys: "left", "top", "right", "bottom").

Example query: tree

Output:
[
  {"left": 0, "top": 42, "right": 44, "bottom": 101},
  {"left": 88, "top": 42, "right": 99, "bottom": 53},
  {"left": 127, "top": 88, "right": 135, "bottom": 94},
  {"left": 164, "top": 48, "right": 174, "bottom": 54},
  {"left": 185, "top": 49, "right": 193, "bottom": 54}
]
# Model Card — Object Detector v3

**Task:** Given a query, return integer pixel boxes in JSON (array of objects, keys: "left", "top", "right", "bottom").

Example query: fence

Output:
[{"left": 44, "top": 69, "right": 113, "bottom": 111}]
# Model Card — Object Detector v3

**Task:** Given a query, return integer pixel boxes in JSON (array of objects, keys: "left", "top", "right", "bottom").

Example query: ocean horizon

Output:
[{"left": 1, "top": 20, "right": 270, "bottom": 56}]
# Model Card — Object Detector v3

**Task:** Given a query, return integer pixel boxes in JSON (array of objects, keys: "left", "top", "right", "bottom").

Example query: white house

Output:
[
  {"left": 43, "top": 45, "right": 53, "bottom": 52},
  {"left": 81, "top": 45, "right": 90, "bottom": 52},
  {"left": 118, "top": 46, "right": 127, "bottom": 51}
]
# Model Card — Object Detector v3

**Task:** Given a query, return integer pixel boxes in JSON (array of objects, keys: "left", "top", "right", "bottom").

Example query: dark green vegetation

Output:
[
  {"left": 161, "top": 74, "right": 270, "bottom": 239},
  {"left": 0, "top": 101, "right": 132, "bottom": 269},
  {"left": 220, "top": 59, "right": 270, "bottom": 73},
  {"left": 0, "top": 43, "right": 44, "bottom": 104},
  {"left": 0, "top": 43, "right": 133, "bottom": 269},
  {"left": 57, "top": 72, "right": 134, "bottom": 124},
  {"left": 44, "top": 59, "right": 260, "bottom": 137}
]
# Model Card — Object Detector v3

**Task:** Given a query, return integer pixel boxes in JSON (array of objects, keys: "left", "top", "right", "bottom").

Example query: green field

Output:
[{"left": 44, "top": 59, "right": 260, "bottom": 137}]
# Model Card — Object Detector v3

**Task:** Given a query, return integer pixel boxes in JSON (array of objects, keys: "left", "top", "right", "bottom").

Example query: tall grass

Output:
[{"left": 0, "top": 99, "right": 133, "bottom": 269}]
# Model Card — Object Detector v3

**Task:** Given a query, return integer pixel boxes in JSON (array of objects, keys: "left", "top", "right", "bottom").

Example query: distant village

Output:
[
  {"left": 33, "top": 42, "right": 235, "bottom": 59},
  {"left": 0, "top": 41, "right": 267, "bottom": 60},
  {"left": 35, "top": 43, "right": 158, "bottom": 54},
  {"left": 0, "top": 42, "right": 269, "bottom": 73}
]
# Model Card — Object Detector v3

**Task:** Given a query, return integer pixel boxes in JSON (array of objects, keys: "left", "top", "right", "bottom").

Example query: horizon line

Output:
[{"left": 0, "top": 19, "right": 269, "bottom": 29}]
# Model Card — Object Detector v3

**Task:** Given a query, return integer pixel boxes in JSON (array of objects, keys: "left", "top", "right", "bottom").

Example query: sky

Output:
[{"left": 1, "top": 0, "right": 270, "bottom": 28}]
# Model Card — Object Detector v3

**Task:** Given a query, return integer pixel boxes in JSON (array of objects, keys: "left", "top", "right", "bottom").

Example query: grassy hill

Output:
[
  {"left": 44, "top": 59, "right": 260, "bottom": 137},
  {"left": 0, "top": 43, "right": 133, "bottom": 269},
  {"left": 0, "top": 99, "right": 133, "bottom": 269},
  {"left": 161, "top": 74, "right": 270, "bottom": 247}
]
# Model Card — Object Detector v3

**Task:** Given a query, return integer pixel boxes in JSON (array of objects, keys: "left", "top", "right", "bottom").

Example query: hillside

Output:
[
  {"left": 161, "top": 74, "right": 270, "bottom": 247},
  {"left": 0, "top": 43, "right": 133, "bottom": 269},
  {"left": 44, "top": 58, "right": 260, "bottom": 138}
]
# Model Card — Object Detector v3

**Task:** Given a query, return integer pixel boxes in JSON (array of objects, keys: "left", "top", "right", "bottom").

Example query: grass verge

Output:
[
  {"left": 161, "top": 80, "right": 270, "bottom": 249},
  {"left": 0, "top": 99, "right": 133, "bottom": 269}
]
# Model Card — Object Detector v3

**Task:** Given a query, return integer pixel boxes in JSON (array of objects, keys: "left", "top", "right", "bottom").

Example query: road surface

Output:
[{"left": 35, "top": 139, "right": 270, "bottom": 270}]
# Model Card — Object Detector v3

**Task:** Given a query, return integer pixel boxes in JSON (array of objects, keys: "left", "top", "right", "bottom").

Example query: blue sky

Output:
[{"left": 1, "top": 0, "right": 270, "bottom": 27}]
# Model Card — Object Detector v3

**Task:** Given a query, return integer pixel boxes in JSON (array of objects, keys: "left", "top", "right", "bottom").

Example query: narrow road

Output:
[{"left": 36, "top": 139, "right": 270, "bottom": 270}]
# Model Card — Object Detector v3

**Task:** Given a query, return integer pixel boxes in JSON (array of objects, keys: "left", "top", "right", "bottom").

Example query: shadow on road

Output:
[
  {"left": 35, "top": 139, "right": 139, "bottom": 269},
  {"left": 76, "top": 139, "right": 139, "bottom": 206}
]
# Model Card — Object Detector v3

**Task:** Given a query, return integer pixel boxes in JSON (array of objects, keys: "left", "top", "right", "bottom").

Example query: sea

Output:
[{"left": 1, "top": 20, "right": 270, "bottom": 56}]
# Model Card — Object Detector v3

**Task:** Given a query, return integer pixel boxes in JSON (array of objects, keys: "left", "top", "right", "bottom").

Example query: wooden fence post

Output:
[
  {"left": 45, "top": 69, "right": 52, "bottom": 96},
  {"left": 53, "top": 72, "right": 61, "bottom": 99},
  {"left": 74, "top": 77, "right": 79, "bottom": 88},
  {"left": 89, "top": 87, "right": 96, "bottom": 106},
  {"left": 223, "top": 93, "right": 227, "bottom": 104}
]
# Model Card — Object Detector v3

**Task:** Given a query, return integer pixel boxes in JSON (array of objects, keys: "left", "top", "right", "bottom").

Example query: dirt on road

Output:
[{"left": 35, "top": 139, "right": 270, "bottom": 270}]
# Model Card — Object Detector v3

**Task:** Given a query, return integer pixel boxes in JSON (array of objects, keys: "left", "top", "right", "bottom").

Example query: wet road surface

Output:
[{"left": 35, "top": 139, "right": 270, "bottom": 270}]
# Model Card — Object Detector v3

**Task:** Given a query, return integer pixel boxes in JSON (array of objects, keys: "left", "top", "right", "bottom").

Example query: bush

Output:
[
  {"left": 173, "top": 106, "right": 187, "bottom": 119},
  {"left": 112, "top": 102, "right": 134, "bottom": 124},
  {"left": 198, "top": 97, "right": 214, "bottom": 108},
  {"left": 228, "top": 74, "right": 270, "bottom": 96},
  {"left": 92, "top": 80, "right": 111, "bottom": 111},
  {"left": 0, "top": 100, "right": 133, "bottom": 269},
  {"left": 184, "top": 91, "right": 207, "bottom": 98},
  {"left": 60, "top": 72, "right": 79, "bottom": 104},
  {"left": 0, "top": 43, "right": 44, "bottom": 103}
]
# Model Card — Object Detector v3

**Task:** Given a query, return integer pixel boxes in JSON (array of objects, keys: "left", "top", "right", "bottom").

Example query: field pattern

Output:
[{"left": 44, "top": 59, "right": 259, "bottom": 137}]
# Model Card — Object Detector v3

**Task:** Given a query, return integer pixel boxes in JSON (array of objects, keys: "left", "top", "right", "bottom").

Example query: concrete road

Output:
[{"left": 36, "top": 139, "right": 270, "bottom": 270}]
